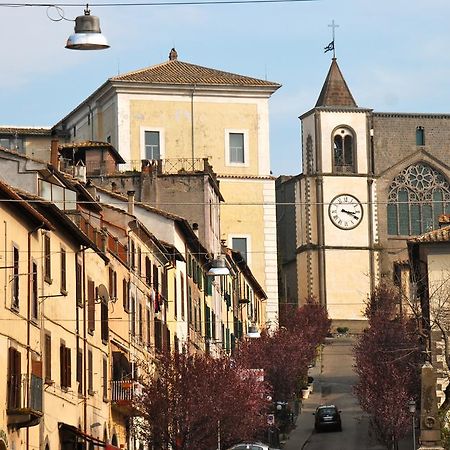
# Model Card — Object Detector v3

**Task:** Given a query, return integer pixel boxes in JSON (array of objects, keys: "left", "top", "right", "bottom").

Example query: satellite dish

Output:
[{"left": 97, "top": 284, "right": 110, "bottom": 303}]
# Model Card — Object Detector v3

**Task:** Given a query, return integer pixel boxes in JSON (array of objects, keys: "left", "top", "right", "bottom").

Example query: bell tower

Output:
[{"left": 297, "top": 58, "right": 379, "bottom": 324}]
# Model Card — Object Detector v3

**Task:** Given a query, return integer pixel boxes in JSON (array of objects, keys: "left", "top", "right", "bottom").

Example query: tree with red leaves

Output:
[
  {"left": 135, "top": 351, "right": 270, "bottom": 450},
  {"left": 236, "top": 298, "right": 330, "bottom": 403},
  {"left": 354, "top": 283, "right": 421, "bottom": 450}
]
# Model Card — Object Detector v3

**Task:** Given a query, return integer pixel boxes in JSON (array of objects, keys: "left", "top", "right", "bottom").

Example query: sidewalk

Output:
[{"left": 280, "top": 362, "right": 321, "bottom": 450}]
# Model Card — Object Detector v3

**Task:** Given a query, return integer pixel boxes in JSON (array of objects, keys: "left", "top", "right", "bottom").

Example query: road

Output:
[{"left": 283, "top": 335, "right": 410, "bottom": 450}]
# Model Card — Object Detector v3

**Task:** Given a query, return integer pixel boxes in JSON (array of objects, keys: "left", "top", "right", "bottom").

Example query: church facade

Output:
[{"left": 277, "top": 58, "right": 450, "bottom": 324}]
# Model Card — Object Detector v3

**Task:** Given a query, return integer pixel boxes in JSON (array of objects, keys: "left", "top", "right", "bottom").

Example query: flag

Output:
[{"left": 324, "top": 41, "right": 334, "bottom": 53}]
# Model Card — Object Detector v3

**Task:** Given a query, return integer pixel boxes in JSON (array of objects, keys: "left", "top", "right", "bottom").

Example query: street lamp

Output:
[
  {"left": 66, "top": 5, "right": 110, "bottom": 50},
  {"left": 408, "top": 399, "right": 416, "bottom": 450}
]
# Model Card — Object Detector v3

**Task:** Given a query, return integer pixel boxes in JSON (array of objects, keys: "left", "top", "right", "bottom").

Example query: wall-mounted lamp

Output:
[
  {"left": 66, "top": 5, "right": 110, "bottom": 50},
  {"left": 207, "top": 256, "right": 230, "bottom": 276}
]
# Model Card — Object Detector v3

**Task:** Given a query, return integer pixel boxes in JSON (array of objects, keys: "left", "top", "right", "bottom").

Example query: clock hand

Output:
[{"left": 341, "top": 209, "right": 358, "bottom": 218}]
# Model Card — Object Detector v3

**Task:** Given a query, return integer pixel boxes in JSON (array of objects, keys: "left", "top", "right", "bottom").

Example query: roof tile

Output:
[{"left": 110, "top": 59, "right": 280, "bottom": 89}]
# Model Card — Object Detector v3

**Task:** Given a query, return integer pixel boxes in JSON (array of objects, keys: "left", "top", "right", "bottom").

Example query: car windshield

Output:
[{"left": 318, "top": 407, "right": 336, "bottom": 415}]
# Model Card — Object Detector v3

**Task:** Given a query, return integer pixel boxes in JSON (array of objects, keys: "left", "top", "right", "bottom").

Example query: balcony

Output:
[
  {"left": 110, "top": 380, "right": 143, "bottom": 416},
  {"left": 7, "top": 374, "right": 43, "bottom": 428}
]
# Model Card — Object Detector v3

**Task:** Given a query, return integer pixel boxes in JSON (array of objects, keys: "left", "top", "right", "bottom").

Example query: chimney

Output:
[
  {"left": 192, "top": 222, "right": 199, "bottom": 237},
  {"left": 50, "top": 139, "right": 59, "bottom": 169},
  {"left": 127, "top": 190, "right": 135, "bottom": 215}
]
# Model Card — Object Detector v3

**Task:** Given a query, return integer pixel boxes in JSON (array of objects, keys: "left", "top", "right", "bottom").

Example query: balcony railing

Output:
[
  {"left": 7, "top": 374, "right": 43, "bottom": 428},
  {"left": 110, "top": 380, "right": 143, "bottom": 403}
]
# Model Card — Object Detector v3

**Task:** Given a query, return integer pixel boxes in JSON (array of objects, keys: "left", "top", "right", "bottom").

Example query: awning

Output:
[{"left": 58, "top": 423, "right": 106, "bottom": 447}]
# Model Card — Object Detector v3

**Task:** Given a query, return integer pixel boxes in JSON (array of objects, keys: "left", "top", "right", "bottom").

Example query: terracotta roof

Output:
[
  {"left": 110, "top": 59, "right": 280, "bottom": 89},
  {"left": 316, "top": 58, "right": 357, "bottom": 108},
  {"left": 0, "top": 126, "right": 51, "bottom": 135},
  {"left": 410, "top": 225, "right": 450, "bottom": 243}
]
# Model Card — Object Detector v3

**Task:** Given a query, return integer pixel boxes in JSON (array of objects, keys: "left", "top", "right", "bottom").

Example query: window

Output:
[
  {"left": 32, "top": 262, "right": 38, "bottom": 319},
  {"left": 333, "top": 127, "right": 356, "bottom": 173},
  {"left": 8, "top": 347, "right": 21, "bottom": 409},
  {"left": 123, "top": 278, "right": 130, "bottom": 312},
  {"left": 45, "top": 333, "right": 51, "bottom": 383},
  {"left": 60, "top": 343, "right": 71, "bottom": 389},
  {"left": 144, "top": 131, "right": 160, "bottom": 160},
  {"left": 0, "top": 136, "right": 24, "bottom": 153},
  {"left": 130, "top": 241, "right": 135, "bottom": 269},
  {"left": 231, "top": 237, "right": 248, "bottom": 263},
  {"left": 44, "top": 234, "right": 51, "bottom": 283},
  {"left": 416, "top": 126, "right": 425, "bottom": 146},
  {"left": 88, "top": 279, "right": 95, "bottom": 333},
  {"left": 147, "top": 307, "right": 151, "bottom": 346},
  {"left": 109, "top": 267, "right": 117, "bottom": 302},
  {"left": 12, "top": 245, "right": 19, "bottom": 309},
  {"left": 153, "top": 264, "right": 159, "bottom": 292},
  {"left": 145, "top": 257, "right": 152, "bottom": 286},
  {"left": 137, "top": 247, "right": 142, "bottom": 276},
  {"left": 76, "top": 261, "right": 82, "bottom": 306},
  {"left": 130, "top": 296, "right": 136, "bottom": 337},
  {"left": 103, "top": 357, "right": 108, "bottom": 401},
  {"left": 174, "top": 275, "right": 178, "bottom": 319},
  {"left": 77, "top": 349, "right": 83, "bottom": 394},
  {"left": 387, "top": 163, "right": 450, "bottom": 235},
  {"left": 88, "top": 349, "right": 93, "bottom": 395},
  {"left": 101, "top": 292, "right": 109, "bottom": 343},
  {"left": 60, "top": 248, "right": 67, "bottom": 294},
  {"left": 138, "top": 303, "right": 143, "bottom": 341},
  {"left": 229, "top": 133, "right": 244, "bottom": 163},
  {"left": 180, "top": 273, "right": 185, "bottom": 320},
  {"left": 154, "top": 318, "right": 162, "bottom": 353}
]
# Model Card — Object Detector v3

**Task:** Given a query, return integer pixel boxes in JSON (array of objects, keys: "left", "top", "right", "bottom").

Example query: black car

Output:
[{"left": 313, "top": 404, "right": 342, "bottom": 432}]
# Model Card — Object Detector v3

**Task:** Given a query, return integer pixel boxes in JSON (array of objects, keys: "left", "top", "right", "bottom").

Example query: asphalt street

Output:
[{"left": 282, "top": 336, "right": 413, "bottom": 450}]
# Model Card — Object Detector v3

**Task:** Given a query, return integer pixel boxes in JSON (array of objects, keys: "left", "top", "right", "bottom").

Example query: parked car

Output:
[
  {"left": 227, "top": 443, "right": 280, "bottom": 450},
  {"left": 313, "top": 404, "right": 342, "bottom": 432}
]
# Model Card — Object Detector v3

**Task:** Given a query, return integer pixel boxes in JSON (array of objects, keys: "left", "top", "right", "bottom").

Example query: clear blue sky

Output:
[{"left": 1, "top": 0, "right": 449, "bottom": 175}]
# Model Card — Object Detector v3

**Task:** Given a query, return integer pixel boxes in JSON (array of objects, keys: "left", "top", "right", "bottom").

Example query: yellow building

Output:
[{"left": 54, "top": 49, "right": 281, "bottom": 326}]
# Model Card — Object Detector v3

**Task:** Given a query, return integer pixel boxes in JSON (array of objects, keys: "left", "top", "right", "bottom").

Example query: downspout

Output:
[
  {"left": 4, "top": 221, "right": 7, "bottom": 308},
  {"left": 88, "top": 105, "right": 94, "bottom": 141},
  {"left": 367, "top": 122, "right": 376, "bottom": 295},
  {"left": 82, "top": 247, "right": 88, "bottom": 441},
  {"left": 191, "top": 84, "right": 196, "bottom": 161},
  {"left": 27, "top": 223, "right": 45, "bottom": 449}
]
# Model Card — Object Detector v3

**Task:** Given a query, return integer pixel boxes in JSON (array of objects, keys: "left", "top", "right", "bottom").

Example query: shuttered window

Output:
[
  {"left": 8, "top": 347, "right": 21, "bottom": 409},
  {"left": 60, "top": 343, "right": 71, "bottom": 389},
  {"left": 45, "top": 334, "right": 51, "bottom": 382},
  {"left": 123, "top": 278, "right": 129, "bottom": 312},
  {"left": 88, "top": 280, "right": 95, "bottom": 333}
]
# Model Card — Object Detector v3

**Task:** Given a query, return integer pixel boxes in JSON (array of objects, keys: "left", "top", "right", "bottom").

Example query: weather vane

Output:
[{"left": 324, "top": 19, "right": 338, "bottom": 58}]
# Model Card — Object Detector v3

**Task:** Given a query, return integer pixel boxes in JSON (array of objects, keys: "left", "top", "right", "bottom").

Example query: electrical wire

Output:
[{"left": 0, "top": 0, "right": 317, "bottom": 7}]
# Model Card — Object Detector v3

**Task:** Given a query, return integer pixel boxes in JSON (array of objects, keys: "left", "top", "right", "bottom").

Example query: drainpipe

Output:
[
  {"left": 191, "top": 84, "right": 196, "bottom": 161},
  {"left": 82, "top": 246, "right": 88, "bottom": 441},
  {"left": 27, "top": 223, "right": 45, "bottom": 449}
]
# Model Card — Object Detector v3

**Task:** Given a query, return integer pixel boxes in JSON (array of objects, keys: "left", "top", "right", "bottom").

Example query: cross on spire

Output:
[{"left": 327, "top": 19, "right": 339, "bottom": 58}]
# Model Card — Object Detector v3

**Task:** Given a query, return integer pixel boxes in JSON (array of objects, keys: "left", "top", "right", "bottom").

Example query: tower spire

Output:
[{"left": 315, "top": 58, "right": 357, "bottom": 108}]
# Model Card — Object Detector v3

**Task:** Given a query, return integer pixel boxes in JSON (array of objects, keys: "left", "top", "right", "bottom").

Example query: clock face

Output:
[{"left": 328, "top": 194, "right": 363, "bottom": 230}]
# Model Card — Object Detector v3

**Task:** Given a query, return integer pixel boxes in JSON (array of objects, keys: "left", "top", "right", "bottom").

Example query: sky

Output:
[{"left": 1, "top": 0, "right": 450, "bottom": 176}]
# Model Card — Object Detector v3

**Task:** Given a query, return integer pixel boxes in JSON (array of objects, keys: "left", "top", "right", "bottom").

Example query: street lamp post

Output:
[{"left": 408, "top": 399, "right": 416, "bottom": 450}]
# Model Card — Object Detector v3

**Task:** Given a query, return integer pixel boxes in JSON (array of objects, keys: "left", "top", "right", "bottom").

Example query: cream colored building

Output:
[{"left": 53, "top": 49, "right": 280, "bottom": 326}]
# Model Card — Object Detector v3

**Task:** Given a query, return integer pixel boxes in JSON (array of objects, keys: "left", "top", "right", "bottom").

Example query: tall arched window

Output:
[
  {"left": 333, "top": 127, "right": 355, "bottom": 173},
  {"left": 387, "top": 163, "right": 450, "bottom": 235}
]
